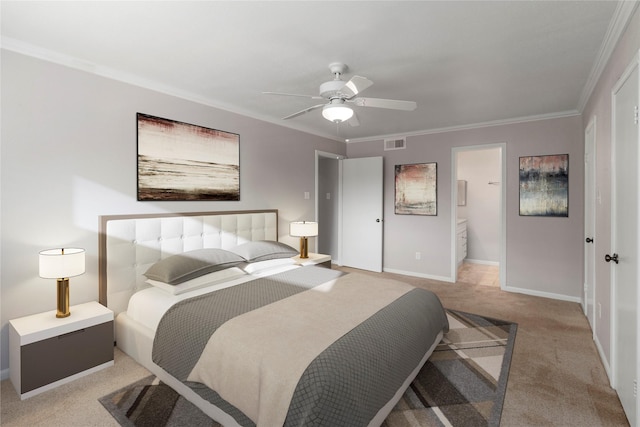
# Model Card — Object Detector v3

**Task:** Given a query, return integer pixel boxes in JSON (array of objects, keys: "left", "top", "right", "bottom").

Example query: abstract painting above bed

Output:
[{"left": 136, "top": 113, "right": 240, "bottom": 201}]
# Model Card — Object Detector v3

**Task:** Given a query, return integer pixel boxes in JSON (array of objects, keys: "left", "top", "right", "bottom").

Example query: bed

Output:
[{"left": 99, "top": 210, "right": 449, "bottom": 427}]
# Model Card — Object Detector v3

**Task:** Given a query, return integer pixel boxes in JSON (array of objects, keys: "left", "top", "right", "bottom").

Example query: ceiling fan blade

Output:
[
  {"left": 263, "top": 91, "right": 323, "bottom": 100},
  {"left": 282, "top": 104, "right": 325, "bottom": 120},
  {"left": 351, "top": 97, "right": 417, "bottom": 111},
  {"left": 341, "top": 76, "right": 373, "bottom": 98},
  {"left": 348, "top": 112, "right": 360, "bottom": 127}
]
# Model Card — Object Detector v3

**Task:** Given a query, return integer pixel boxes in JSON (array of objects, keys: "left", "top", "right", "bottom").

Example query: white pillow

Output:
[
  {"left": 241, "top": 258, "right": 296, "bottom": 275},
  {"left": 145, "top": 267, "right": 246, "bottom": 295}
]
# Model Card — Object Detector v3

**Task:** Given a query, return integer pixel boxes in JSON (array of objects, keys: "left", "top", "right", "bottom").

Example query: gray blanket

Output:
[{"left": 152, "top": 266, "right": 449, "bottom": 427}]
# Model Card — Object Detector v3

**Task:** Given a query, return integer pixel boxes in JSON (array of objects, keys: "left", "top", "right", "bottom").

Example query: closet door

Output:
[
  {"left": 611, "top": 52, "right": 639, "bottom": 426},
  {"left": 341, "top": 157, "right": 383, "bottom": 272}
]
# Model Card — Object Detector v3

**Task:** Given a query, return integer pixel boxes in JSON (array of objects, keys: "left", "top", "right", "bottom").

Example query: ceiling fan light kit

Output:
[
  {"left": 264, "top": 62, "right": 416, "bottom": 126},
  {"left": 322, "top": 102, "right": 354, "bottom": 123}
]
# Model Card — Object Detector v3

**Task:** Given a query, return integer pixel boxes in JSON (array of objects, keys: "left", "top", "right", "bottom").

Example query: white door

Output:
[
  {"left": 341, "top": 156, "right": 383, "bottom": 272},
  {"left": 584, "top": 119, "right": 596, "bottom": 330},
  {"left": 611, "top": 55, "right": 639, "bottom": 426}
]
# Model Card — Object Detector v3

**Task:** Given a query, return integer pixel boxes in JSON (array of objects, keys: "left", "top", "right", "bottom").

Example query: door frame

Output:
[
  {"left": 584, "top": 117, "right": 597, "bottom": 332},
  {"left": 451, "top": 143, "right": 507, "bottom": 286}
]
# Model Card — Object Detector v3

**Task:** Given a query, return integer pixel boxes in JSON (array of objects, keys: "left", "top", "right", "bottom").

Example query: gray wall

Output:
[
  {"left": 0, "top": 50, "right": 345, "bottom": 374},
  {"left": 346, "top": 115, "right": 585, "bottom": 299},
  {"left": 317, "top": 157, "right": 340, "bottom": 258}
]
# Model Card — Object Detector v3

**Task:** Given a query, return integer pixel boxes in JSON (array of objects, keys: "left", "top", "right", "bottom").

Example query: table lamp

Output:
[
  {"left": 290, "top": 221, "right": 318, "bottom": 259},
  {"left": 39, "top": 248, "right": 86, "bottom": 318}
]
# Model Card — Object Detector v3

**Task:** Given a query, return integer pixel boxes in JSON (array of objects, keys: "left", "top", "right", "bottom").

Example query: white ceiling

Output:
[{"left": 1, "top": 1, "right": 634, "bottom": 142}]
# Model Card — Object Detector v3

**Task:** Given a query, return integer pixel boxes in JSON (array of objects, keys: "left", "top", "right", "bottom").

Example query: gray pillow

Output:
[
  {"left": 229, "top": 240, "right": 298, "bottom": 262},
  {"left": 143, "top": 248, "right": 245, "bottom": 285}
]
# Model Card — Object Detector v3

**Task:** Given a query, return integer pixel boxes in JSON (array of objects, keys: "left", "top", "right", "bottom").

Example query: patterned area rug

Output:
[{"left": 100, "top": 309, "right": 516, "bottom": 427}]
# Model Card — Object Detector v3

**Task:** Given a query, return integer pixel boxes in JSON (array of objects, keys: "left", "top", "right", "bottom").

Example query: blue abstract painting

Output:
[{"left": 519, "top": 154, "right": 568, "bottom": 217}]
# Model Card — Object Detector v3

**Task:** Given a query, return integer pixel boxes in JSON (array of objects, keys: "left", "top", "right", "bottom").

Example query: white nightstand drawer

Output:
[{"left": 293, "top": 253, "right": 332, "bottom": 268}]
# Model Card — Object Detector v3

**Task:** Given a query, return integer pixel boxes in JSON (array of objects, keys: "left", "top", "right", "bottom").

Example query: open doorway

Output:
[
  {"left": 451, "top": 144, "right": 506, "bottom": 288},
  {"left": 315, "top": 150, "right": 344, "bottom": 263}
]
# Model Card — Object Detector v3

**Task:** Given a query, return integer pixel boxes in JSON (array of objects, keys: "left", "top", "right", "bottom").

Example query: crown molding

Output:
[
  {"left": 2, "top": 12, "right": 622, "bottom": 147},
  {"left": 577, "top": 1, "right": 640, "bottom": 112},
  {"left": 1, "top": 37, "right": 345, "bottom": 143},
  {"left": 345, "top": 110, "right": 581, "bottom": 144}
]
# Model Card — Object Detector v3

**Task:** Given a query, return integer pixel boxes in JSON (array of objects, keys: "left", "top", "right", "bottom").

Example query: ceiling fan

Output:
[{"left": 263, "top": 62, "right": 417, "bottom": 125}]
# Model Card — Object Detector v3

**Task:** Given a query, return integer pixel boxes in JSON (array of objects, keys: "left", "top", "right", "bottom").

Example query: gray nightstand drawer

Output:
[
  {"left": 20, "top": 321, "right": 113, "bottom": 393},
  {"left": 316, "top": 260, "right": 332, "bottom": 269}
]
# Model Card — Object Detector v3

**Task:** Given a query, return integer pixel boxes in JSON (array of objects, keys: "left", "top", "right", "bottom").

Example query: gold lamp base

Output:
[
  {"left": 299, "top": 237, "right": 309, "bottom": 259},
  {"left": 56, "top": 278, "right": 70, "bottom": 318}
]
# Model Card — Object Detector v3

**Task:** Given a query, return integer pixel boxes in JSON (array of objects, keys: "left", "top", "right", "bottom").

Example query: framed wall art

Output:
[
  {"left": 519, "top": 154, "right": 568, "bottom": 217},
  {"left": 137, "top": 113, "right": 240, "bottom": 201},
  {"left": 395, "top": 162, "right": 437, "bottom": 215}
]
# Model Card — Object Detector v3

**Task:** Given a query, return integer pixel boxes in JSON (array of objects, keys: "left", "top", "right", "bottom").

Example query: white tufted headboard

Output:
[{"left": 99, "top": 210, "right": 278, "bottom": 316}]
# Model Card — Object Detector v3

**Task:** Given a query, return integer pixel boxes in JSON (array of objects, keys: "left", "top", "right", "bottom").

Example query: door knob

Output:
[
  {"left": 586, "top": 237, "right": 594, "bottom": 243},
  {"left": 376, "top": 218, "right": 381, "bottom": 222},
  {"left": 605, "top": 253, "right": 619, "bottom": 264}
]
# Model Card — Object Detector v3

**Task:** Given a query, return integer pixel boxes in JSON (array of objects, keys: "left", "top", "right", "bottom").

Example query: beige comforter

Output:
[{"left": 187, "top": 272, "right": 414, "bottom": 426}]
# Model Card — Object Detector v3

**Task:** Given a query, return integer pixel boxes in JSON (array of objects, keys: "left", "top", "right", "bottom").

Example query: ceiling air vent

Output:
[{"left": 384, "top": 137, "right": 406, "bottom": 151}]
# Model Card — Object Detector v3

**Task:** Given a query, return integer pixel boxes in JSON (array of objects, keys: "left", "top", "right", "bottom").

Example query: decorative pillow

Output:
[
  {"left": 241, "top": 257, "right": 296, "bottom": 274},
  {"left": 143, "top": 248, "right": 245, "bottom": 285},
  {"left": 146, "top": 267, "right": 246, "bottom": 295},
  {"left": 228, "top": 240, "right": 298, "bottom": 262}
]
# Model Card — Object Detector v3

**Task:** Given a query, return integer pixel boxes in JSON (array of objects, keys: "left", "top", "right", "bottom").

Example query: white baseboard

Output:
[
  {"left": 350, "top": 265, "right": 580, "bottom": 304},
  {"left": 502, "top": 285, "right": 581, "bottom": 303},
  {"left": 383, "top": 268, "right": 454, "bottom": 283},
  {"left": 1, "top": 368, "right": 9, "bottom": 381},
  {"left": 464, "top": 259, "right": 499, "bottom": 266},
  {"left": 593, "top": 334, "right": 613, "bottom": 387}
]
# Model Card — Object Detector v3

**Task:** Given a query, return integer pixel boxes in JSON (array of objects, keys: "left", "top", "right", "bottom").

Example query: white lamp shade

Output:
[
  {"left": 322, "top": 103, "right": 353, "bottom": 123},
  {"left": 290, "top": 221, "right": 319, "bottom": 237},
  {"left": 39, "top": 248, "right": 85, "bottom": 279}
]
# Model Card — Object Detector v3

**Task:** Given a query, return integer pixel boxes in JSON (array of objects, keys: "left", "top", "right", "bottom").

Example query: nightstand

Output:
[
  {"left": 9, "top": 301, "right": 114, "bottom": 399},
  {"left": 293, "top": 253, "right": 332, "bottom": 268}
]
